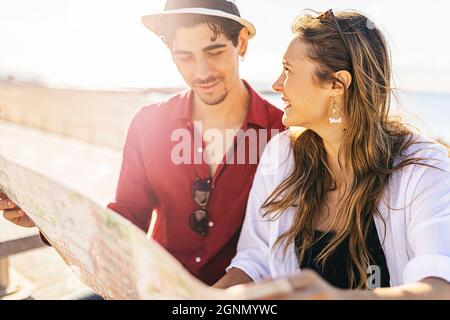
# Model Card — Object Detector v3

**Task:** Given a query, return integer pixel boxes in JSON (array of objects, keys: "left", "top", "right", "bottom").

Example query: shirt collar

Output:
[
  {"left": 171, "top": 80, "right": 269, "bottom": 129},
  {"left": 170, "top": 89, "right": 193, "bottom": 121}
]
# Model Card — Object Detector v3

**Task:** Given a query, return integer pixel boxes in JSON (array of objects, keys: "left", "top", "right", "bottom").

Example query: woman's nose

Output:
[{"left": 272, "top": 74, "right": 284, "bottom": 93}]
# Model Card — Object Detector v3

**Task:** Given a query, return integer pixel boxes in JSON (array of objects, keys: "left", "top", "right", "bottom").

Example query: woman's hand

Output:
[
  {"left": 247, "top": 270, "right": 450, "bottom": 300},
  {"left": 221, "top": 269, "right": 359, "bottom": 300},
  {"left": 262, "top": 269, "right": 351, "bottom": 300}
]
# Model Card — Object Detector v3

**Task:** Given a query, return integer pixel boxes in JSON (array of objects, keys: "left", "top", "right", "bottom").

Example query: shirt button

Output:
[
  {"left": 197, "top": 147, "right": 203, "bottom": 153},
  {"left": 195, "top": 257, "right": 202, "bottom": 263},
  {"left": 208, "top": 221, "right": 214, "bottom": 228}
]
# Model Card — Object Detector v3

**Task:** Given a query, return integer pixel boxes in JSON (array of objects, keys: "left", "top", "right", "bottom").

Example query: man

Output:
[{"left": 1, "top": 0, "right": 284, "bottom": 286}]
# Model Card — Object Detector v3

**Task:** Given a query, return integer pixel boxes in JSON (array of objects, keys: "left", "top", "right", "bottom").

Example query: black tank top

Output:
[{"left": 294, "top": 220, "right": 390, "bottom": 289}]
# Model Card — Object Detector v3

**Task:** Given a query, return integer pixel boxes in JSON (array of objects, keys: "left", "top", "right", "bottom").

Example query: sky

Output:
[{"left": 1, "top": 0, "right": 450, "bottom": 93}]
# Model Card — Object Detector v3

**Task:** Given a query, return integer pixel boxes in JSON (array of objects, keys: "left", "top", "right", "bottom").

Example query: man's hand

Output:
[{"left": 0, "top": 192, "right": 35, "bottom": 228}]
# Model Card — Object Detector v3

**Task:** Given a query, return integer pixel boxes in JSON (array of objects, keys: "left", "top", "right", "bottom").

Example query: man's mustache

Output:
[{"left": 193, "top": 76, "right": 223, "bottom": 86}]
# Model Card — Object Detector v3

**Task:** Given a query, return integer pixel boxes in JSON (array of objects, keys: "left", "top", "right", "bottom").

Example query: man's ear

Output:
[
  {"left": 332, "top": 70, "right": 352, "bottom": 95},
  {"left": 237, "top": 27, "right": 250, "bottom": 57}
]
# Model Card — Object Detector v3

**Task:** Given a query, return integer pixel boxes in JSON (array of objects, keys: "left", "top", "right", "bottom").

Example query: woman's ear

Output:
[
  {"left": 238, "top": 28, "right": 250, "bottom": 57},
  {"left": 332, "top": 70, "right": 352, "bottom": 95}
]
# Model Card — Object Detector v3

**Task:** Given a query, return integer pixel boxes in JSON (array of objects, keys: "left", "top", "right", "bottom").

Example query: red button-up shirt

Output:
[{"left": 108, "top": 81, "right": 284, "bottom": 285}]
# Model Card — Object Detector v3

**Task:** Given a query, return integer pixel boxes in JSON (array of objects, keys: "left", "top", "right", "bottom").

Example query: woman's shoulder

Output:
[
  {"left": 255, "top": 129, "right": 294, "bottom": 187},
  {"left": 266, "top": 128, "right": 293, "bottom": 149},
  {"left": 259, "top": 129, "right": 294, "bottom": 169},
  {"left": 397, "top": 133, "right": 450, "bottom": 168},
  {"left": 390, "top": 133, "right": 450, "bottom": 196}
]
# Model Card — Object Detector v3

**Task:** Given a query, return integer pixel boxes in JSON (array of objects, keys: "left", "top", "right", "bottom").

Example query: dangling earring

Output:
[
  {"left": 328, "top": 95, "right": 342, "bottom": 124},
  {"left": 240, "top": 55, "right": 245, "bottom": 62}
]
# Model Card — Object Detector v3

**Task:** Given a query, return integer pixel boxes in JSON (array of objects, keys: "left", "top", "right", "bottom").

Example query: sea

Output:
[{"left": 263, "top": 91, "right": 450, "bottom": 143}]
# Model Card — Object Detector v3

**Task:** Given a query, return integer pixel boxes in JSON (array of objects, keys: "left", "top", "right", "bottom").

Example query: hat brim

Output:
[{"left": 142, "top": 8, "right": 256, "bottom": 39}]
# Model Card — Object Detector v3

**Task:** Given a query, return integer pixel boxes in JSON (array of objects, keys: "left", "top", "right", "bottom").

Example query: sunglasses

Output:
[
  {"left": 317, "top": 9, "right": 352, "bottom": 56},
  {"left": 189, "top": 177, "right": 212, "bottom": 237}
]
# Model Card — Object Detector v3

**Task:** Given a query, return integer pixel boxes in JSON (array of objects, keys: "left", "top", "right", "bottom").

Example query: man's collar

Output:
[{"left": 171, "top": 80, "right": 269, "bottom": 128}]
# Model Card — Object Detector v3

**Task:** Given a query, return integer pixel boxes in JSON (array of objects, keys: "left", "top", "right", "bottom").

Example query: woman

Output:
[{"left": 214, "top": 9, "right": 450, "bottom": 299}]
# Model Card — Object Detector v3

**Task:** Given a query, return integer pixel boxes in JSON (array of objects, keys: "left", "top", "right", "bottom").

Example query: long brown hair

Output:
[{"left": 262, "top": 10, "right": 429, "bottom": 288}]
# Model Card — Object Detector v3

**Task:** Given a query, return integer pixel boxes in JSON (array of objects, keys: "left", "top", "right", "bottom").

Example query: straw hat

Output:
[{"left": 142, "top": 0, "right": 256, "bottom": 39}]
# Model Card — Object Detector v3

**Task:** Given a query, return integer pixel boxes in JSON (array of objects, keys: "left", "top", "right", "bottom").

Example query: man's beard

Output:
[
  {"left": 193, "top": 76, "right": 228, "bottom": 106},
  {"left": 198, "top": 90, "right": 229, "bottom": 106}
]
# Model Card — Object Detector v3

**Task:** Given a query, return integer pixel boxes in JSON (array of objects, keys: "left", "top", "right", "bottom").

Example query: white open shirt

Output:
[{"left": 228, "top": 130, "right": 450, "bottom": 286}]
